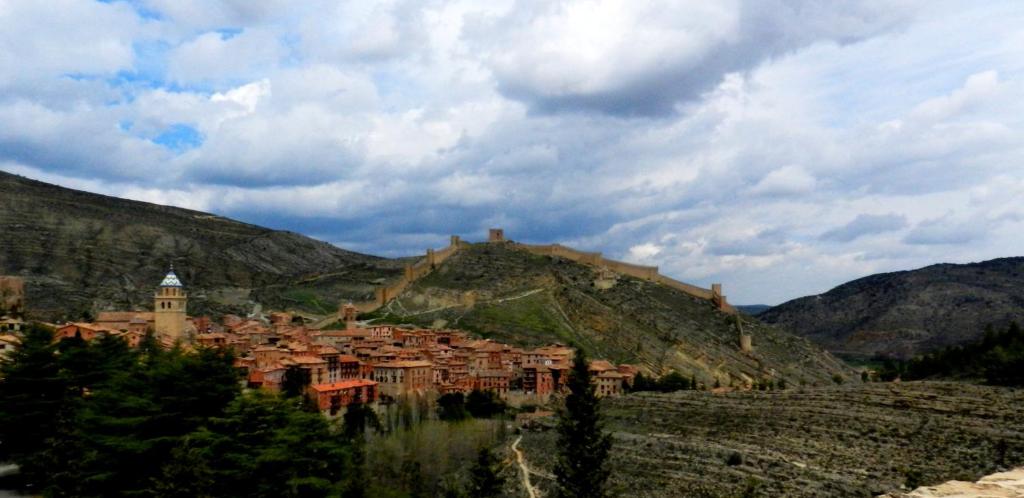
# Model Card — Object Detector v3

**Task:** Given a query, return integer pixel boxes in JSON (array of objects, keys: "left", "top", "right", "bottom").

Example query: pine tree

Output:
[
  {"left": 0, "top": 324, "right": 67, "bottom": 485},
  {"left": 554, "top": 349, "right": 612, "bottom": 498},
  {"left": 468, "top": 446, "right": 503, "bottom": 497}
]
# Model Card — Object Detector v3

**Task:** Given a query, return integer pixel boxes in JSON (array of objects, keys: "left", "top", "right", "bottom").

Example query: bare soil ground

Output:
[{"left": 519, "top": 382, "right": 1024, "bottom": 497}]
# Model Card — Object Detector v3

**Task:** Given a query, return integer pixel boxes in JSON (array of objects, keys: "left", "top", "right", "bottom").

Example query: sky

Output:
[{"left": 2, "top": 0, "right": 1023, "bottom": 305}]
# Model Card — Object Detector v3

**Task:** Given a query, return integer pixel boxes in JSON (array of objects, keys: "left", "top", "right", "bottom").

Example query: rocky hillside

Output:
[
  {"left": 520, "top": 382, "right": 1024, "bottom": 498},
  {"left": 759, "top": 258, "right": 1024, "bottom": 359},
  {"left": 0, "top": 170, "right": 402, "bottom": 320},
  {"left": 370, "top": 242, "right": 851, "bottom": 385}
]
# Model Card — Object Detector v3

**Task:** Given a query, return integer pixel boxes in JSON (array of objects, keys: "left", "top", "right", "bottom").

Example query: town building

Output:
[
  {"left": 154, "top": 267, "right": 188, "bottom": 342},
  {"left": 312, "top": 379, "right": 378, "bottom": 416},
  {"left": 371, "top": 360, "right": 433, "bottom": 399}
]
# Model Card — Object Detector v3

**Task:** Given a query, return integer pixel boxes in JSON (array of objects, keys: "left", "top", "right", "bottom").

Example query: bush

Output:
[
  {"left": 465, "top": 390, "right": 506, "bottom": 418},
  {"left": 436, "top": 392, "right": 469, "bottom": 421},
  {"left": 726, "top": 451, "right": 743, "bottom": 466}
]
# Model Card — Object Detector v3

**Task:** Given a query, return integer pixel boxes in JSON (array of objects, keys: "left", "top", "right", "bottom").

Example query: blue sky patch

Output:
[{"left": 152, "top": 124, "right": 203, "bottom": 152}]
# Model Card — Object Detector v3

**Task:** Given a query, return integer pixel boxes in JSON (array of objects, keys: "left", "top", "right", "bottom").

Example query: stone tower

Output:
[
  {"left": 154, "top": 267, "right": 188, "bottom": 342},
  {"left": 735, "top": 314, "right": 753, "bottom": 352},
  {"left": 341, "top": 302, "right": 358, "bottom": 330}
]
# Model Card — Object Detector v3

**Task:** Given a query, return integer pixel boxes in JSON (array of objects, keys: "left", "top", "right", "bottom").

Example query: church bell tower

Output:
[{"left": 154, "top": 266, "right": 188, "bottom": 342}]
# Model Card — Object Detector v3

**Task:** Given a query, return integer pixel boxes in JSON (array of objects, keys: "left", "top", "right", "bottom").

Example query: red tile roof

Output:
[{"left": 311, "top": 379, "right": 377, "bottom": 392}]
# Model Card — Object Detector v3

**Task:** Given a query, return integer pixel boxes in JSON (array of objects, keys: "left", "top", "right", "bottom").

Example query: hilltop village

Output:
[{"left": 25, "top": 267, "right": 637, "bottom": 416}]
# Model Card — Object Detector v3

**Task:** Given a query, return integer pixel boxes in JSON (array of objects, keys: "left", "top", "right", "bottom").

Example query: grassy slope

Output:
[{"left": 374, "top": 243, "right": 852, "bottom": 386}]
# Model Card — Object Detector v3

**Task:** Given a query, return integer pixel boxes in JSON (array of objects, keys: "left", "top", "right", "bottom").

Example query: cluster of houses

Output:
[{"left": 42, "top": 270, "right": 637, "bottom": 417}]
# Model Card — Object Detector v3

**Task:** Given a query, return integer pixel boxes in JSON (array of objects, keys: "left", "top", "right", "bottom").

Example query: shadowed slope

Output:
[
  {"left": 759, "top": 258, "right": 1024, "bottom": 359},
  {"left": 0, "top": 170, "right": 402, "bottom": 320}
]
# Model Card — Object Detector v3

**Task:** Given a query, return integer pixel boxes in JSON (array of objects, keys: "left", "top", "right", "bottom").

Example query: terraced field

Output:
[{"left": 518, "top": 382, "right": 1024, "bottom": 497}]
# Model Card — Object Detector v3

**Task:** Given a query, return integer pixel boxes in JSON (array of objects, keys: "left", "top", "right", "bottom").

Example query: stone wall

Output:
[
  {"left": 314, "top": 236, "right": 464, "bottom": 329},
  {"left": 0, "top": 276, "right": 25, "bottom": 317},
  {"left": 312, "top": 228, "right": 736, "bottom": 329},
  {"left": 516, "top": 241, "right": 734, "bottom": 313}
]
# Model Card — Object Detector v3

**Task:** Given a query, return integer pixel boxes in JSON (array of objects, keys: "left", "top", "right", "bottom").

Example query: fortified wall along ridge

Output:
[{"left": 312, "top": 229, "right": 735, "bottom": 329}]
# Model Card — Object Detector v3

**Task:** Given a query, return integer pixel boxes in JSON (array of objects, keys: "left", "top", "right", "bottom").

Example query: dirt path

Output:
[{"left": 512, "top": 435, "right": 539, "bottom": 498}]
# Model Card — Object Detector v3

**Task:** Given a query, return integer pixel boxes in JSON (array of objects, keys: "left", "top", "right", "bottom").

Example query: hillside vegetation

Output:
[
  {"left": 0, "top": 171, "right": 402, "bottom": 320},
  {"left": 372, "top": 243, "right": 851, "bottom": 385},
  {"left": 520, "top": 382, "right": 1024, "bottom": 498},
  {"left": 759, "top": 257, "right": 1024, "bottom": 359},
  {"left": 881, "top": 322, "right": 1024, "bottom": 386}
]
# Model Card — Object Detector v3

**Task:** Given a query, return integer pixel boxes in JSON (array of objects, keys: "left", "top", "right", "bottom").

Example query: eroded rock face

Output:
[
  {"left": 879, "top": 467, "right": 1024, "bottom": 497},
  {"left": 759, "top": 258, "right": 1024, "bottom": 359}
]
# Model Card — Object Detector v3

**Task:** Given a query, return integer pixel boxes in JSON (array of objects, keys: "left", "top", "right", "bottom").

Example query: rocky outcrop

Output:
[
  {"left": 879, "top": 467, "right": 1024, "bottom": 497},
  {"left": 759, "top": 258, "right": 1024, "bottom": 359}
]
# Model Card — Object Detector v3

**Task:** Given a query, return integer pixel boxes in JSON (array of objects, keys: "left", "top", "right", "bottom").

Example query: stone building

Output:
[
  {"left": 154, "top": 268, "right": 188, "bottom": 342},
  {"left": 371, "top": 360, "right": 433, "bottom": 399}
]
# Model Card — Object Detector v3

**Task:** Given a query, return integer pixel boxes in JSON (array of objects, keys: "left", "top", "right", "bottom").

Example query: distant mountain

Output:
[
  {"left": 759, "top": 258, "right": 1024, "bottom": 359},
  {"left": 0, "top": 170, "right": 402, "bottom": 321},
  {"left": 370, "top": 243, "right": 851, "bottom": 385},
  {"left": 736, "top": 304, "right": 771, "bottom": 316}
]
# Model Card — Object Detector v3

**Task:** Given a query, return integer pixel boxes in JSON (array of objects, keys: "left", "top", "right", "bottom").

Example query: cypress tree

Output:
[
  {"left": 468, "top": 446, "right": 503, "bottom": 498},
  {"left": 554, "top": 349, "right": 612, "bottom": 498},
  {"left": 342, "top": 392, "right": 380, "bottom": 498}
]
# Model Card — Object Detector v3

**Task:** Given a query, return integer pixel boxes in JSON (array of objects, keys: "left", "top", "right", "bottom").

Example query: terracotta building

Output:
[
  {"left": 371, "top": 360, "right": 433, "bottom": 399},
  {"left": 312, "top": 379, "right": 378, "bottom": 416}
]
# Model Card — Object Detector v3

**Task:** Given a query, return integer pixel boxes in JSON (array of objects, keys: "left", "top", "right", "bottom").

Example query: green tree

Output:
[
  {"left": 0, "top": 324, "right": 66, "bottom": 485},
  {"left": 466, "top": 389, "right": 506, "bottom": 418},
  {"left": 468, "top": 446, "right": 503, "bottom": 497},
  {"left": 553, "top": 349, "right": 612, "bottom": 498},
  {"left": 75, "top": 346, "right": 239, "bottom": 496},
  {"left": 437, "top": 392, "right": 469, "bottom": 421},
  {"left": 658, "top": 371, "right": 690, "bottom": 392},
  {"left": 184, "top": 390, "right": 352, "bottom": 498},
  {"left": 342, "top": 392, "right": 381, "bottom": 498}
]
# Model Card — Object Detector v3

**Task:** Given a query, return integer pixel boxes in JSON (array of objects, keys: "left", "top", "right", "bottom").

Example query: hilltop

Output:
[
  {"left": 0, "top": 170, "right": 403, "bottom": 320},
  {"left": 759, "top": 257, "right": 1024, "bottom": 359},
  {"left": 369, "top": 242, "right": 850, "bottom": 385},
  {"left": 0, "top": 170, "right": 849, "bottom": 383}
]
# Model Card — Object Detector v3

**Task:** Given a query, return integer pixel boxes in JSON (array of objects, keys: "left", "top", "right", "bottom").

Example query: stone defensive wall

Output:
[
  {"left": 313, "top": 236, "right": 464, "bottom": 328},
  {"left": 315, "top": 230, "right": 734, "bottom": 329},
  {"left": 514, "top": 242, "right": 734, "bottom": 313},
  {"left": 374, "top": 237, "right": 462, "bottom": 305}
]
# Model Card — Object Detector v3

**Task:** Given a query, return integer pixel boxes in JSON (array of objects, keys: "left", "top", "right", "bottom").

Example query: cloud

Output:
[
  {"left": 821, "top": 213, "right": 908, "bottom": 242},
  {"left": 469, "top": 0, "right": 919, "bottom": 116},
  {"left": 748, "top": 165, "right": 817, "bottom": 196},
  {"left": 1, "top": 0, "right": 1024, "bottom": 305},
  {"left": 903, "top": 214, "right": 993, "bottom": 246}
]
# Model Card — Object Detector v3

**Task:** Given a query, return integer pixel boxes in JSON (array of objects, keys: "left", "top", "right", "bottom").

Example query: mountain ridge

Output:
[
  {"left": 759, "top": 257, "right": 1024, "bottom": 359},
  {"left": 0, "top": 170, "right": 403, "bottom": 320}
]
